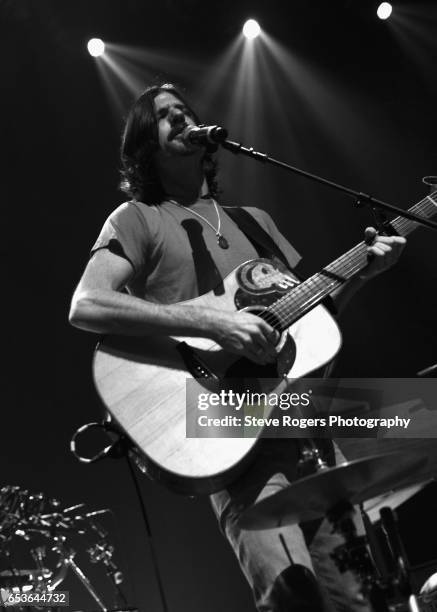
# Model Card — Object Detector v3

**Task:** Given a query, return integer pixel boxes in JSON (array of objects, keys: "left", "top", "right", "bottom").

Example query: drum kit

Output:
[
  {"left": 0, "top": 486, "right": 137, "bottom": 612},
  {"left": 3, "top": 439, "right": 435, "bottom": 611},
  {"left": 239, "top": 445, "right": 436, "bottom": 612}
]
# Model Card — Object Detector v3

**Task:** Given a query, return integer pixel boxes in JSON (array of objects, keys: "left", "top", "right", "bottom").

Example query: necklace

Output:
[{"left": 168, "top": 198, "right": 229, "bottom": 249}]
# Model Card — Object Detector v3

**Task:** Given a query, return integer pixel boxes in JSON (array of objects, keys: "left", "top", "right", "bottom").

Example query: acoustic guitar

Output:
[{"left": 93, "top": 192, "right": 437, "bottom": 495}]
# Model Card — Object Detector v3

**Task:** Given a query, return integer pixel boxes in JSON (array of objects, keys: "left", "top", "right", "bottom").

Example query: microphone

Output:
[{"left": 182, "top": 124, "right": 228, "bottom": 146}]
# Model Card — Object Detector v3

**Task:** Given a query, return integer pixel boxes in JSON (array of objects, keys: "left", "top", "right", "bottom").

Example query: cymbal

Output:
[
  {"left": 239, "top": 452, "right": 427, "bottom": 530},
  {"left": 0, "top": 569, "right": 33, "bottom": 577},
  {"left": 363, "top": 480, "right": 432, "bottom": 523},
  {"left": 0, "top": 568, "right": 51, "bottom": 580}
]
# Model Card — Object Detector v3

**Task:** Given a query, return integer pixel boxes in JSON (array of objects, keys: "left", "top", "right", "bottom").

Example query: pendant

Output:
[{"left": 217, "top": 234, "right": 229, "bottom": 249}]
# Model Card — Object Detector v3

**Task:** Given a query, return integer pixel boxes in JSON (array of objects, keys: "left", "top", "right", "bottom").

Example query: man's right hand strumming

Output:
[{"left": 209, "top": 310, "right": 278, "bottom": 365}]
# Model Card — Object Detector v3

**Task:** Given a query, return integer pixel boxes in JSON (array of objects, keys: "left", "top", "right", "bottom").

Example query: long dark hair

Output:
[{"left": 119, "top": 84, "right": 218, "bottom": 203}]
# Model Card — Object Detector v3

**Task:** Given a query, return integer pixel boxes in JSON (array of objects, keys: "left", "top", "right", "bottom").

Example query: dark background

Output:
[{"left": 1, "top": 0, "right": 437, "bottom": 610}]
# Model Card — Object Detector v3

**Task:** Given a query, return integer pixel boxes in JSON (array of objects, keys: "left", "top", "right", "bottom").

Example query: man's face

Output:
[{"left": 153, "top": 91, "right": 200, "bottom": 159}]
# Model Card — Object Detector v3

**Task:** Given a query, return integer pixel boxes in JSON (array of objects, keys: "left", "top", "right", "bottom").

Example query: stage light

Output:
[
  {"left": 377, "top": 3, "right": 393, "bottom": 20},
  {"left": 87, "top": 38, "right": 105, "bottom": 57},
  {"left": 243, "top": 19, "right": 261, "bottom": 40}
]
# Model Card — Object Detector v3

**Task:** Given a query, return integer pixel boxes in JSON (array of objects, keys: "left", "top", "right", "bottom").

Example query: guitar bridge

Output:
[{"left": 176, "top": 342, "right": 219, "bottom": 380}]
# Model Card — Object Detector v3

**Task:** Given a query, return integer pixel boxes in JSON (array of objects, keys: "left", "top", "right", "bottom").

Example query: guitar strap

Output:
[
  {"left": 223, "top": 206, "right": 337, "bottom": 316},
  {"left": 223, "top": 206, "right": 291, "bottom": 267}
]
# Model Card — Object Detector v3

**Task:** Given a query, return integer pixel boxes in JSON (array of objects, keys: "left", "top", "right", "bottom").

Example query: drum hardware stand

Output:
[
  {"left": 328, "top": 501, "right": 391, "bottom": 612},
  {"left": 50, "top": 535, "right": 109, "bottom": 612},
  {"left": 87, "top": 521, "right": 128, "bottom": 609},
  {"left": 0, "top": 484, "right": 135, "bottom": 612},
  {"left": 328, "top": 502, "right": 422, "bottom": 612},
  {"left": 297, "top": 438, "right": 329, "bottom": 474},
  {"left": 293, "top": 397, "right": 329, "bottom": 474},
  {"left": 378, "top": 507, "right": 422, "bottom": 612},
  {"left": 50, "top": 531, "right": 136, "bottom": 612}
]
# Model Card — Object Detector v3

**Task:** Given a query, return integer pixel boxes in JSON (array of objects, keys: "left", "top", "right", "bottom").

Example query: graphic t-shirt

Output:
[{"left": 91, "top": 200, "right": 301, "bottom": 304}]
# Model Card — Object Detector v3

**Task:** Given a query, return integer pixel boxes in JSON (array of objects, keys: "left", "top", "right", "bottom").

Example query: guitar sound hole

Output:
[
  {"left": 223, "top": 358, "right": 279, "bottom": 395},
  {"left": 256, "top": 310, "right": 282, "bottom": 340},
  {"left": 225, "top": 358, "right": 278, "bottom": 379}
]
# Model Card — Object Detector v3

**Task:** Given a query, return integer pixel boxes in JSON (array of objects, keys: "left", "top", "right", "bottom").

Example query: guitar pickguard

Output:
[{"left": 235, "top": 258, "right": 300, "bottom": 308}]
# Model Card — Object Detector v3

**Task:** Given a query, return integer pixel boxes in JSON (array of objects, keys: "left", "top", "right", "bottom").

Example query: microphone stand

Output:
[
  {"left": 220, "top": 137, "right": 437, "bottom": 232},
  {"left": 218, "top": 135, "right": 437, "bottom": 477}
]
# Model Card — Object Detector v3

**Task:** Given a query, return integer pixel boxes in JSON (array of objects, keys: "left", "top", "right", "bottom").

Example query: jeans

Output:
[{"left": 210, "top": 439, "right": 371, "bottom": 612}]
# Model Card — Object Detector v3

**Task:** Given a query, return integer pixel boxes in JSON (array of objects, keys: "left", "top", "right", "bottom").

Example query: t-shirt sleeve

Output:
[
  {"left": 244, "top": 207, "right": 302, "bottom": 269},
  {"left": 91, "top": 202, "right": 150, "bottom": 275}
]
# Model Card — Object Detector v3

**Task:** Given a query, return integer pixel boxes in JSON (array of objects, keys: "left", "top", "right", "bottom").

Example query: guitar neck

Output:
[{"left": 270, "top": 191, "right": 437, "bottom": 330}]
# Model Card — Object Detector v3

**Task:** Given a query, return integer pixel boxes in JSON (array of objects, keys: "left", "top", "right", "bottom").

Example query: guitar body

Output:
[{"left": 93, "top": 258, "right": 342, "bottom": 495}]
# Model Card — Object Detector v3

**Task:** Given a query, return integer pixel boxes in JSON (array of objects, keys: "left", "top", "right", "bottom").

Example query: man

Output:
[{"left": 69, "top": 84, "right": 406, "bottom": 611}]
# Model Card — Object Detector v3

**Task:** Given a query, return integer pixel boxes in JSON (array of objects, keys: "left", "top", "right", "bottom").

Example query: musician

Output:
[{"left": 69, "top": 84, "right": 406, "bottom": 612}]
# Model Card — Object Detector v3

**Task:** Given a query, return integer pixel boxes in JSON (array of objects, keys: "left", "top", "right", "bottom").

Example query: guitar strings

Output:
[
  {"left": 265, "top": 196, "right": 437, "bottom": 329},
  {"left": 259, "top": 194, "right": 437, "bottom": 332},
  {"left": 263, "top": 242, "right": 370, "bottom": 328},
  {"left": 264, "top": 213, "right": 428, "bottom": 330},
  {"left": 261, "top": 257, "right": 364, "bottom": 331}
]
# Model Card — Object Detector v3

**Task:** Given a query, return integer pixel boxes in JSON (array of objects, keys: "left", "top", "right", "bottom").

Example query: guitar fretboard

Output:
[{"left": 268, "top": 191, "right": 437, "bottom": 331}]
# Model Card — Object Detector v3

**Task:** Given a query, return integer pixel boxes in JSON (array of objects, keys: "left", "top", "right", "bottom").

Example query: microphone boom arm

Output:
[{"left": 221, "top": 137, "right": 437, "bottom": 231}]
